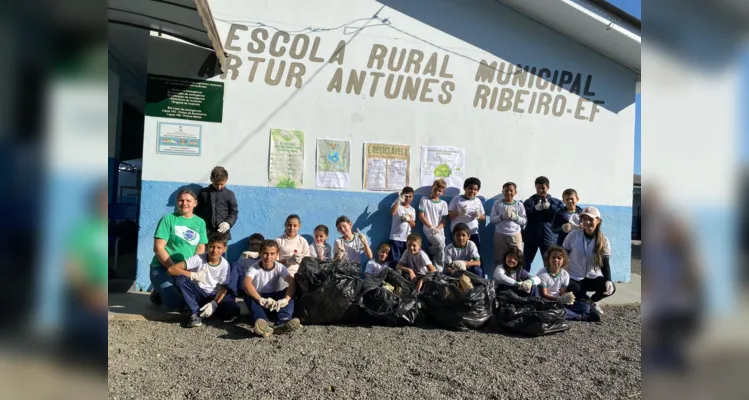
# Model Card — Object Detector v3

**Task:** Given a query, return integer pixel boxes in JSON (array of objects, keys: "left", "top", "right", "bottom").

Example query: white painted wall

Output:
[{"left": 143, "top": 0, "right": 636, "bottom": 207}]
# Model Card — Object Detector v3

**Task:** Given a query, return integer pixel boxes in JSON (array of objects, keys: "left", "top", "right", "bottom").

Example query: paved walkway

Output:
[{"left": 109, "top": 274, "right": 641, "bottom": 321}]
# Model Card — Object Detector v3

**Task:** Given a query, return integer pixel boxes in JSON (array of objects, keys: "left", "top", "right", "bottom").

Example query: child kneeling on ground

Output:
[
  {"left": 167, "top": 232, "right": 240, "bottom": 328},
  {"left": 493, "top": 247, "right": 539, "bottom": 297},
  {"left": 243, "top": 240, "right": 303, "bottom": 338},
  {"left": 537, "top": 246, "right": 600, "bottom": 322},
  {"left": 443, "top": 223, "right": 483, "bottom": 276},
  {"left": 395, "top": 233, "right": 436, "bottom": 292}
]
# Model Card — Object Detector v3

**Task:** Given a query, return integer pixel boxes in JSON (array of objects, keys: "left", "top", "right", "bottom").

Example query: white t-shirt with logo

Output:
[
  {"left": 398, "top": 250, "right": 433, "bottom": 275},
  {"left": 562, "top": 230, "right": 612, "bottom": 281},
  {"left": 444, "top": 241, "right": 481, "bottom": 264},
  {"left": 448, "top": 195, "right": 485, "bottom": 234},
  {"left": 184, "top": 254, "right": 230, "bottom": 295},
  {"left": 246, "top": 261, "right": 290, "bottom": 294},
  {"left": 334, "top": 236, "right": 366, "bottom": 262},
  {"left": 419, "top": 197, "right": 448, "bottom": 237},
  {"left": 389, "top": 204, "right": 416, "bottom": 241},
  {"left": 536, "top": 268, "right": 570, "bottom": 297},
  {"left": 365, "top": 260, "right": 389, "bottom": 276}
]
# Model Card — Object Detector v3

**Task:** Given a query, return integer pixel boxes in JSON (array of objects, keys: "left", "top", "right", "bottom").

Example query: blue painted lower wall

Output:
[{"left": 136, "top": 180, "right": 632, "bottom": 290}]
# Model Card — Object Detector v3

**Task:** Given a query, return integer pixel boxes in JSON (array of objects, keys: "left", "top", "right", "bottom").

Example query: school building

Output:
[{"left": 108, "top": 0, "right": 641, "bottom": 291}]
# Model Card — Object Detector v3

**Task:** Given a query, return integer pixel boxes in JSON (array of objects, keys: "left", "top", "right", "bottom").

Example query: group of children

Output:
[{"left": 157, "top": 166, "right": 618, "bottom": 335}]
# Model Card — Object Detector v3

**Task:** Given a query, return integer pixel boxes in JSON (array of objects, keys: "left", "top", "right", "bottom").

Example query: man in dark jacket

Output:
[
  {"left": 522, "top": 176, "right": 563, "bottom": 271},
  {"left": 195, "top": 166, "right": 239, "bottom": 240}
]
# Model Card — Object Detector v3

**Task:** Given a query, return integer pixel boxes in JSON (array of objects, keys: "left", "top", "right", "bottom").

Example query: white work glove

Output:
[
  {"left": 400, "top": 214, "right": 411, "bottom": 222},
  {"left": 189, "top": 269, "right": 208, "bottom": 284},
  {"left": 558, "top": 292, "right": 575, "bottom": 305},
  {"left": 459, "top": 206, "right": 469, "bottom": 216},
  {"left": 542, "top": 199, "right": 550, "bottom": 210},
  {"left": 259, "top": 297, "right": 276, "bottom": 309},
  {"left": 199, "top": 300, "right": 217, "bottom": 318},
  {"left": 293, "top": 253, "right": 303, "bottom": 263},
  {"left": 272, "top": 298, "right": 289, "bottom": 312},
  {"left": 450, "top": 260, "right": 467, "bottom": 271},
  {"left": 503, "top": 208, "right": 513, "bottom": 220},
  {"left": 562, "top": 223, "right": 573, "bottom": 233},
  {"left": 535, "top": 200, "right": 543, "bottom": 211},
  {"left": 217, "top": 222, "right": 230, "bottom": 233},
  {"left": 430, "top": 227, "right": 441, "bottom": 236},
  {"left": 242, "top": 251, "right": 259, "bottom": 259},
  {"left": 356, "top": 229, "right": 368, "bottom": 246},
  {"left": 604, "top": 281, "right": 614, "bottom": 296},
  {"left": 518, "top": 279, "right": 533, "bottom": 293},
  {"left": 393, "top": 193, "right": 406, "bottom": 206}
]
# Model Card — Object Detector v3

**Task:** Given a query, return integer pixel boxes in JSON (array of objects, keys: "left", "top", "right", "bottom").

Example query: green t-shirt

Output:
[
  {"left": 150, "top": 213, "right": 208, "bottom": 267},
  {"left": 70, "top": 217, "right": 108, "bottom": 289}
]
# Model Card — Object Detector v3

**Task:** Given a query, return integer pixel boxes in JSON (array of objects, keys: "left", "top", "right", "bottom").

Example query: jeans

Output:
[
  {"left": 150, "top": 267, "right": 185, "bottom": 311},
  {"left": 522, "top": 241, "right": 551, "bottom": 272}
]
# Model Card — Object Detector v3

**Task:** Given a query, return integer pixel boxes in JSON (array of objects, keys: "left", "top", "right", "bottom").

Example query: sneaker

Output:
[
  {"left": 590, "top": 301, "right": 604, "bottom": 316},
  {"left": 274, "top": 318, "right": 303, "bottom": 334},
  {"left": 188, "top": 314, "right": 202, "bottom": 328},
  {"left": 254, "top": 319, "right": 274, "bottom": 338},
  {"left": 150, "top": 290, "right": 162, "bottom": 305}
]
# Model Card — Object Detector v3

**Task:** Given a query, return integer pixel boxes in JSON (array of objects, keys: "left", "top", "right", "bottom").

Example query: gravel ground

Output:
[{"left": 109, "top": 305, "right": 640, "bottom": 400}]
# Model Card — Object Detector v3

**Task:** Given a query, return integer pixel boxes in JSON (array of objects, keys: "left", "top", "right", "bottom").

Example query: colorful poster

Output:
[
  {"left": 316, "top": 139, "right": 351, "bottom": 189},
  {"left": 269, "top": 129, "right": 305, "bottom": 188},
  {"left": 363, "top": 143, "right": 410, "bottom": 191},
  {"left": 156, "top": 122, "right": 202, "bottom": 156},
  {"left": 420, "top": 146, "right": 465, "bottom": 188},
  {"left": 145, "top": 74, "right": 224, "bottom": 122}
]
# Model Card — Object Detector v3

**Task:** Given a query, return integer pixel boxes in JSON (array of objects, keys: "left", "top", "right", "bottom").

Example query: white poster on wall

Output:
[
  {"left": 420, "top": 145, "right": 465, "bottom": 188},
  {"left": 269, "top": 128, "right": 305, "bottom": 188},
  {"left": 316, "top": 139, "right": 351, "bottom": 189},
  {"left": 156, "top": 122, "right": 202, "bottom": 156},
  {"left": 363, "top": 143, "right": 411, "bottom": 191}
]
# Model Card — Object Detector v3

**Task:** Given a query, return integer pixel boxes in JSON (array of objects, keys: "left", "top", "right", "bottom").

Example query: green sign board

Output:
[{"left": 145, "top": 74, "right": 224, "bottom": 122}]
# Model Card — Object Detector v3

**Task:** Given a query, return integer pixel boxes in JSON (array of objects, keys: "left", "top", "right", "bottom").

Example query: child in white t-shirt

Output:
[
  {"left": 489, "top": 182, "right": 527, "bottom": 266},
  {"left": 443, "top": 223, "right": 482, "bottom": 276},
  {"left": 365, "top": 243, "right": 391, "bottom": 278},
  {"left": 537, "top": 246, "right": 600, "bottom": 322},
  {"left": 243, "top": 240, "right": 303, "bottom": 338},
  {"left": 333, "top": 215, "right": 373, "bottom": 263},
  {"left": 396, "top": 234, "right": 436, "bottom": 291},
  {"left": 309, "top": 224, "right": 332, "bottom": 262},
  {"left": 229, "top": 233, "right": 264, "bottom": 298},
  {"left": 275, "top": 214, "right": 311, "bottom": 277},
  {"left": 493, "top": 247, "right": 539, "bottom": 297},
  {"left": 389, "top": 187, "right": 416, "bottom": 267},
  {"left": 448, "top": 177, "right": 486, "bottom": 251},
  {"left": 168, "top": 232, "right": 240, "bottom": 327},
  {"left": 418, "top": 179, "right": 449, "bottom": 269}
]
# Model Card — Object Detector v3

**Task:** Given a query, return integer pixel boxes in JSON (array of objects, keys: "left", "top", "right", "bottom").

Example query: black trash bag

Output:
[
  {"left": 294, "top": 257, "right": 364, "bottom": 325},
  {"left": 419, "top": 271, "right": 495, "bottom": 330},
  {"left": 358, "top": 268, "right": 419, "bottom": 325},
  {"left": 493, "top": 290, "right": 570, "bottom": 336}
]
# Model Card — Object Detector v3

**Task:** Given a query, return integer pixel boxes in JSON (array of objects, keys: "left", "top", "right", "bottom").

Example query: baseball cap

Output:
[{"left": 581, "top": 206, "right": 602, "bottom": 221}]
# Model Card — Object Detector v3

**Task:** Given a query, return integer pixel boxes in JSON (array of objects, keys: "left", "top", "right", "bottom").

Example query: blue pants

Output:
[
  {"left": 228, "top": 262, "right": 248, "bottom": 298},
  {"left": 467, "top": 265, "right": 484, "bottom": 277},
  {"left": 176, "top": 276, "right": 240, "bottom": 319},
  {"left": 470, "top": 233, "right": 481, "bottom": 252},
  {"left": 389, "top": 240, "right": 407, "bottom": 267},
  {"left": 564, "top": 300, "right": 601, "bottom": 322},
  {"left": 246, "top": 290, "right": 294, "bottom": 325},
  {"left": 150, "top": 267, "right": 185, "bottom": 311},
  {"left": 497, "top": 284, "right": 539, "bottom": 298},
  {"left": 522, "top": 241, "right": 550, "bottom": 272}
]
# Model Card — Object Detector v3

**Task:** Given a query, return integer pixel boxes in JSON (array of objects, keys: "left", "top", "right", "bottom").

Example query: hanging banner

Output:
[
  {"left": 420, "top": 146, "right": 465, "bottom": 188},
  {"left": 316, "top": 139, "right": 351, "bottom": 189},
  {"left": 269, "top": 128, "right": 305, "bottom": 188},
  {"left": 363, "top": 143, "right": 410, "bottom": 191}
]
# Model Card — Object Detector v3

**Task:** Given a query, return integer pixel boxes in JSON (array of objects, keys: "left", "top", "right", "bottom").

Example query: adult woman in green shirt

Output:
[{"left": 150, "top": 189, "right": 208, "bottom": 311}]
